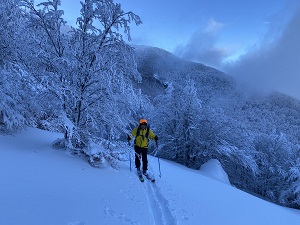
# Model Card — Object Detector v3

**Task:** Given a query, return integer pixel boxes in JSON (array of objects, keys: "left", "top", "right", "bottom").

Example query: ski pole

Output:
[
  {"left": 156, "top": 141, "right": 162, "bottom": 178},
  {"left": 129, "top": 151, "right": 132, "bottom": 172},
  {"left": 128, "top": 139, "right": 131, "bottom": 172}
]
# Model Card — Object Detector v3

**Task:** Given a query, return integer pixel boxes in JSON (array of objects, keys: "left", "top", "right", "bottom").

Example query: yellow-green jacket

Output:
[{"left": 130, "top": 126, "right": 156, "bottom": 148}]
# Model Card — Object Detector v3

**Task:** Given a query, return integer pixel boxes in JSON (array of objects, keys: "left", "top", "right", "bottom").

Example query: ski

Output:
[
  {"left": 144, "top": 173, "right": 155, "bottom": 182},
  {"left": 137, "top": 172, "right": 144, "bottom": 182},
  {"left": 136, "top": 170, "right": 155, "bottom": 182}
]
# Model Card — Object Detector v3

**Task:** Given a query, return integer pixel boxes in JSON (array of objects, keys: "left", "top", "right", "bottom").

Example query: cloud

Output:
[
  {"left": 174, "top": 18, "right": 229, "bottom": 69},
  {"left": 224, "top": 5, "right": 300, "bottom": 100},
  {"left": 205, "top": 18, "right": 225, "bottom": 33}
]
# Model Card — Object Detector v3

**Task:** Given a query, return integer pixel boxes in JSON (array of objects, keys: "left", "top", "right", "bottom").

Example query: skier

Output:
[{"left": 127, "top": 119, "right": 158, "bottom": 176}]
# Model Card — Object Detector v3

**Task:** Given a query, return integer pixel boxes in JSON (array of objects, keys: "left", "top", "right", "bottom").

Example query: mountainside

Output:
[
  {"left": 132, "top": 45, "right": 300, "bottom": 209},
  {"left": 133, "top": 45, "right": 300, "bottom": 141},
  {"left": 229, "top": 91, "right": 300, "bottom": 142},
  {"left": 133, "top": 45, "right": 236, "bottom": 104}
]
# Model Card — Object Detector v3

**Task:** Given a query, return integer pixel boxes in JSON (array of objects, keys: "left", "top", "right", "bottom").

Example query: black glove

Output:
[
  {"left": 127, "top": 135, "right": 131, "bottom": 141},
  {"left": 154, "top": 136, "right": 158, "bottom": 141}
]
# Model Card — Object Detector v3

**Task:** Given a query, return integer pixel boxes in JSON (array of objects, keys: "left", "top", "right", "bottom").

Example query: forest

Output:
[{"left": 1, "top": 0, "right": 300, "bottom": 209}]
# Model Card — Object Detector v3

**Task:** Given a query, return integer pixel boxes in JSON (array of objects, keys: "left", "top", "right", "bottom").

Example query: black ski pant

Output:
[{"left": 134, "top": 146, "right": 148, "bottom": 171}]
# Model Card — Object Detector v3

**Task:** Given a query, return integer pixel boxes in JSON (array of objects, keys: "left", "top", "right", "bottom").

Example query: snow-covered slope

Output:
[{"left": 1, "top": 128, "right": 300, "bottom": 225}]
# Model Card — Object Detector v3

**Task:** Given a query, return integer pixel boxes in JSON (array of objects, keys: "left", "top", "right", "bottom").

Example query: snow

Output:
[
  {"left": 199, "top": 159, "right": 231, "bottom": 185},
  {"left": 1, "top": 128, "right": 300, "bottom": 225}
]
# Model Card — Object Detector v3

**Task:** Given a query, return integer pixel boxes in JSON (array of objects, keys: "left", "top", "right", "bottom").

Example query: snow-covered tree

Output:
[
  {"left": 152, "top": 83, "right": 185, "bottom": 161},
  {"left": 65, "top": 0, "right": 142, "bottom": 151},
  {"left": 253, "top": 131, "right": 293, "bottom": 201},
  {"left": 281, "top": 156, "right": 300, "bottom": 209},
  {"left": 0, "top": 66, "right": 27, "bottom": 132},
  {"left": 0, "top": 0, "right": 32, "bottom": 132},
  {"left": 152, "top": 79, "right": 203, "bottom": 166},
  {"left": 20, "top": 0, "right": 143, "bottom": 155},
  {"left": 20, "top": 0, "right": 75, "bottom": 144},
  {"left": 178, "top": 79, "right": 202, "bottom": 167}
]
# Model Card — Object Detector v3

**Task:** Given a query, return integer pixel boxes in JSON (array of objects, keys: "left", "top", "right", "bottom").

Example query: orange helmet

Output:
[{"left": 139, "top": 119, "right": 148, "bottom": 124}]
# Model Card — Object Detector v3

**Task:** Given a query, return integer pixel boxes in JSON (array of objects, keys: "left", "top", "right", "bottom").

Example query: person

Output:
[{"left": 127, "top": 119, "right": 158, "bottom": 175}]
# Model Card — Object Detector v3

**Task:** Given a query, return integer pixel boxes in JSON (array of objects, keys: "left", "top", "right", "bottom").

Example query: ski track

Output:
[{"left": 144, "top": 181, "right": 177, "bottom": 225}]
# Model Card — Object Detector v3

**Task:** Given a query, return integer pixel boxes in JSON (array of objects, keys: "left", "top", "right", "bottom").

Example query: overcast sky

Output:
[{"left": 55, "top": 0, "right": 300, "bottom": 99}]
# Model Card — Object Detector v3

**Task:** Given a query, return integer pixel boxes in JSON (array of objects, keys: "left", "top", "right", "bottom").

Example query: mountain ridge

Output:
[{"left": 133, "top": 45, "right": 236, "bottom": 104}]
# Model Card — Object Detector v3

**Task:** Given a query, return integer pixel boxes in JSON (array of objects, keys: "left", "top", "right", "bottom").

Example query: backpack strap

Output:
[
  {"left": 136, "top": 125, "right": 141, "bottom": 137},
  {"left": 145, "top": 125, "right": 150, "bottom": 139}
]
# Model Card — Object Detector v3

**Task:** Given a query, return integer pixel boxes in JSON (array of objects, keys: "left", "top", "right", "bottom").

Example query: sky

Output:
[
  {"left": 57, "top": 0, "right": 296, "bottom": 63},
  {"left": 1, "top": 127, "right": 300, "bottom": 224},
  {"left": 42, "top": 0, "right": 300, "bottom": 99}
]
